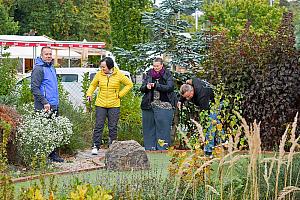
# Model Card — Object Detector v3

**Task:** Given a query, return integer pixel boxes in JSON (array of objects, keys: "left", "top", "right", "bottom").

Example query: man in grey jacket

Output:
[{"left": 31, "top": 46, "right": 64, "bottom": 162}]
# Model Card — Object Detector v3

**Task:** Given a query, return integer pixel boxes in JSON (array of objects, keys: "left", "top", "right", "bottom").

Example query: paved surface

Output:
[{"left": 51, "top": 149, "right": 107, "bottom": 171}]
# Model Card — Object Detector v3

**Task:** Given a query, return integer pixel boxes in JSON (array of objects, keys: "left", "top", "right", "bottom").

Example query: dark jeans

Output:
[
  {"left": 93, "top": 106, "right": 120, "bottom": 148},
  {"left": 204, "top": 103, "right": 224, "bottom": 154},
  {"left": 142, "top": 108, "right": 174, "bottom": 150}
]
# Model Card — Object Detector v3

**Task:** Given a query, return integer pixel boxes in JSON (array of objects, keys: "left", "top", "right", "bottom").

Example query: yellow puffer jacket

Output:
[{"left": 86, "top": 67, "right": 133, "bottom": 108}]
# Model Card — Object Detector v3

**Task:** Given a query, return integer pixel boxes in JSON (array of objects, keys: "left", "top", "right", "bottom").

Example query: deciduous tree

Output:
[
  {"left": 110, "top": 0, "right": 152, "bottom": 50},
  {"left": 14, "top": 0, "right": 111, "bottom": 45},
  {"left": 0, "top": 2, "right": 18, "bottom": 34},
  {"left": 203, "top": 0, "right": 285, "bottom": 38}
]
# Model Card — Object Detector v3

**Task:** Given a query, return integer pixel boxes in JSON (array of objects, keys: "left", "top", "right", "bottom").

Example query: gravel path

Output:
[{"left": 51, "top": 149, "right": 107, "bottom": 171}]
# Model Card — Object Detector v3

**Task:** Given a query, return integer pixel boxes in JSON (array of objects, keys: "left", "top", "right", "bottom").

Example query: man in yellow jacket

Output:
[{"left": 86, "top": 57, "right": 133, "bottom": 155}]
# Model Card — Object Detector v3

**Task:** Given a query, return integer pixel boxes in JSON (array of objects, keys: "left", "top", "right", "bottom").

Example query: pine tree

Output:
[{"left": 114, "top": 0, "right": 206, "bottom": 74}]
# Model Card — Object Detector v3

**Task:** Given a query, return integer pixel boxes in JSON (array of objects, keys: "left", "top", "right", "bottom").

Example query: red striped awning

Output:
[{"left": 0, "top": 41, "right": 105, "bottom": 48}]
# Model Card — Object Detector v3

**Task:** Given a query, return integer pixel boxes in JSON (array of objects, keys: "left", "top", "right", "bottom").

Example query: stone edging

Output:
[{"left": 11, "top": 164, "right": 105, "bottom": 184}]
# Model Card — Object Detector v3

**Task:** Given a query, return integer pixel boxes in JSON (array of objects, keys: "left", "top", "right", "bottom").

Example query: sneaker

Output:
[
  {"left": 91, "top": 146, "right": 98, "bottom": 155},
  {"left": 49, "top": 152, "right": 64, "bottom": 163}
]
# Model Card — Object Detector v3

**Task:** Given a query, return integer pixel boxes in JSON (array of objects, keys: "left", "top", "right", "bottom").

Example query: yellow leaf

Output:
[
  {"left": 217, "top": 123, "right": 223, "bottom": 131},
  {"left": 49, "top": 191, "right": 54, "bottom": 200},
  {"left": 157, "top": 139, "right": 168, "bottom": 147},
  {"left": 34, "top": 189, "right": 44, "bottom": 200},
  {"left": 211, "top": 120, "right": 217, "bottom": 125},
  {"left": 194, "top": 143, "right": 201, "bottom": 150}
]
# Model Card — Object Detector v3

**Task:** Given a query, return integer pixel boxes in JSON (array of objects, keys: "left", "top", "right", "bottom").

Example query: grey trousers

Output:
[
  {"left": 142, "top": 108, "right": 174, "bottom": 150},
  {"left": 93, "top": 106, "right": 120, "bottom": 148}
]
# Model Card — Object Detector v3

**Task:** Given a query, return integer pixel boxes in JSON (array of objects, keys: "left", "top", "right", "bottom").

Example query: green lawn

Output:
[
  {"left": 13, "top": 152, "right": 171, "bottom": 196},
  {"left": 11, "top": 152, "right": 300, "bottom": 199}
]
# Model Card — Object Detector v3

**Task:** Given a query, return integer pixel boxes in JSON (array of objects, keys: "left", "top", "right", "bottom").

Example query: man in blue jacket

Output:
[{"left": 31, "top": 46, "right": 64, "bottom": 162}]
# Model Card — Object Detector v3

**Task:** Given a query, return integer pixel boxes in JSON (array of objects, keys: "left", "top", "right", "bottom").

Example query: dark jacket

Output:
[
  {"left": 140, "top": 68, "right": 177, "bottom": 110},
  {"left": 31, "top": 57, "right": 59, "bottom": 110},
  {"left": 180, "top": 78, "right": 214, "bottom": 111}
]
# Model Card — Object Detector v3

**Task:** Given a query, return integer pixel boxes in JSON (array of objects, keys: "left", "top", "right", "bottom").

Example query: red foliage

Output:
[{"left": 0, "top": 104, "right": 21, "bottom": 142}]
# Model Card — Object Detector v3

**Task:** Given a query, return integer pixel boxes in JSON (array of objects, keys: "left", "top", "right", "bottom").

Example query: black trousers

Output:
[{"left": 93, "top": 106, "right": 120, "bottom": 148}]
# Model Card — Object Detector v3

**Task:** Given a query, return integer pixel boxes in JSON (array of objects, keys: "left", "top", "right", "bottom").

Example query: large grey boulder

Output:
[{"left": 105, "top": 140, "right": 150, "bottom": 170}]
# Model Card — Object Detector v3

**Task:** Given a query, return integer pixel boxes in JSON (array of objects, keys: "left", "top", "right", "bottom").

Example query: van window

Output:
[
  {"left": 90, "top": 73, "right": 96, "bottom": 81},
  {"left": 58, "top": 74, "right": 78, "bottom": 82}
]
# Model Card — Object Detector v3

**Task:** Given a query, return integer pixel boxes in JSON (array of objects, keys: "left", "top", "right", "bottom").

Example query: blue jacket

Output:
[{"left": 31, "top": 57, "right": 59, "bottom": 110}]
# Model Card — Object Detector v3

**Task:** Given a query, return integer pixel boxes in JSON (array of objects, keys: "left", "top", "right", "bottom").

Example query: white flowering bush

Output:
[{"left": 17, "top": 105, "right": 73, "bottom": 165}]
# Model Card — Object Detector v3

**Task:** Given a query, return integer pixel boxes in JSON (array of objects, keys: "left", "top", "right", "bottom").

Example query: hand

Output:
[
  {"left": 44, "top": 103, "right": 51, "bottom": 112},
  {"left": 147, "top": 83, "right": 153, "bottom": 89},
  {"left": 87, "top": 96, "right": 92, "bottom": 102},
  {"left": 186, "top": 79, "right": 192, "bottom": 85},
  {"left": 177, "top": 102, "right": 182, "bottom": 110}
]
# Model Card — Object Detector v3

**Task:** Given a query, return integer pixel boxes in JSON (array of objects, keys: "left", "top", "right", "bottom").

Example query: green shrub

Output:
[
  {"left": 0, "top": 93, "right": 19, "bottom": 106},
  {"left": 59, "top": 98, "right": 94, "bottom": 154},
  {"left": 118, "top": 91, "right": 143, "bottom": 144},
  {"left": 0, "top": 120, "right": 14, "bottom": 200},
  {"left": 68, "top": 183, "right": 113, "bottom": 200},
  {"left": 0, "top": 57, "right": 18, "bottom": 96},
  {"left": 0, "top": 74, "right": 33, "bottom": 107},
  {"left": 58, "top": 80, "right": 94, "bottom": 154},
  {"left": 17, "top": 78, "right": 33, "bottom": 105}
]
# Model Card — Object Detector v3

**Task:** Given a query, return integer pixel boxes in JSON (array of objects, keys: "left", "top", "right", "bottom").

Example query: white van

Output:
[
  {"left": 56, "top": 67, "right": 131, "bottom": 82},
  {"left": 18, "top": 67, "right": 132, "bottom": 108}
]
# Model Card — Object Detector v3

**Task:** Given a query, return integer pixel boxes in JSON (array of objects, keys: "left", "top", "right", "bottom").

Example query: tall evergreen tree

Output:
[{"left": 114, "top": 0, "right": 205, "bottom": 74}]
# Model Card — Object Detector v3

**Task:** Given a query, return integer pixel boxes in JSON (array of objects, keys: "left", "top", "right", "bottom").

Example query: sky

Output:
[{"left": 154, "top": 0, "right": 163, "bottom": 6}]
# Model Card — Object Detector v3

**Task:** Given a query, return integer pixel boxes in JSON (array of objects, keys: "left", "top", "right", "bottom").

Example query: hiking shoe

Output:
[
  {"left": 204, "top": 151, "right": 213, "bottom": 158},
  {"left": 49, "top": 152, "right": 64, "bottom": 163},
  {"left": 91, "top": 146, "right": 98, "bottom": 155}
]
